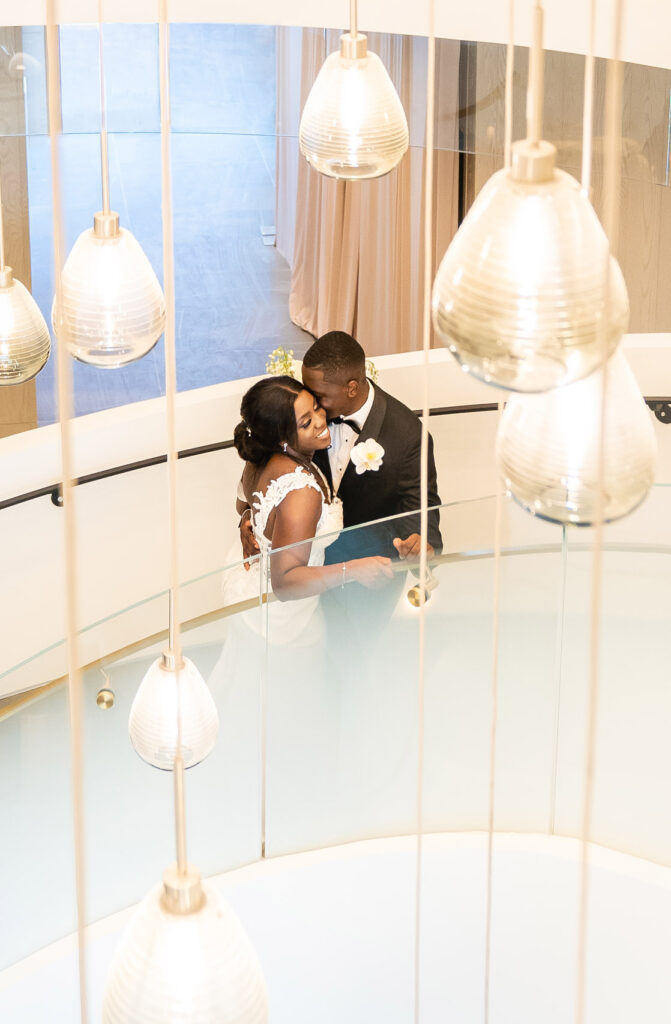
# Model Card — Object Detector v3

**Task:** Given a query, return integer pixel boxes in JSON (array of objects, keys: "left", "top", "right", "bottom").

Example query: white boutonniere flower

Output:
[{"left": 350, "top": 439, "right": 385, "bottom": 474}]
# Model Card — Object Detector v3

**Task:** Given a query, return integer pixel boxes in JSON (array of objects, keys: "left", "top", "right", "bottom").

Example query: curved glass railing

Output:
[{"left": 2, "top": 491, "right": 671, "bottom": 972}]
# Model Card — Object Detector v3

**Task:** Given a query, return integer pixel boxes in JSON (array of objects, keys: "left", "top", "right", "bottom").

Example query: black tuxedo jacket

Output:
[{"left": 313, "top": 384, "right": 442, "bottom": 561}]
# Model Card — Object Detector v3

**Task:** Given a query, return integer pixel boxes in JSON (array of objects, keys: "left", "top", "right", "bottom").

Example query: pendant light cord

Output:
[
  {"left": 414, "top": 2, "right": 434, "bottom": 1021},
  {"left": 98, "top": 0, "right": 110, "bottom": 214},
  {"left": 527, "top": 0, "right": 544, "bottom": 146},
  {"left": 158, "top": 0, "right": 187, "bottom": 876},
  {"left": 46, "top": 3, "right": 89, "bottom": 1021},
  {"left": 580, "top": 0, "right": 597, "bottom": 193},
  {"left": 486, "top": 2, "right": 515, "bottom": 1006},
  {"left": 548, "top": 526, "right": 568, "bottom": 833},
  {"left": 483, "top": 402, "right": 504, "bottom": 1024},
  {"left": 504, "top": 0, "right": 515, "bottom": 169},
  {"left": 602, "top": 18, "right": 624, "bottom": 257},
  {"left": 349, "top": 0, "right": 357, "bottom": 38},
  {"left": 575, "top": 3, "right": 624, "bottom": 1023}
]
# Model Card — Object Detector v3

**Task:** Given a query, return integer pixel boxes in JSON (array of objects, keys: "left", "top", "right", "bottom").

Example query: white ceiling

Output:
[{"left": 7, "top": 0, "right": 671, "bottom": 73}]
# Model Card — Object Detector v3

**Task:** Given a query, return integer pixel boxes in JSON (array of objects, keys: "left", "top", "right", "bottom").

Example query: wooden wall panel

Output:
[{"left": 655, "top": 184, "right": 671, "bottom": 329}]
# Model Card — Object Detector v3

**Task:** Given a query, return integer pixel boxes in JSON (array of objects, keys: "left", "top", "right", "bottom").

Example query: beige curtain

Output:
[{"left": 276, "top": 29, "right": 461, "bottom": 356}]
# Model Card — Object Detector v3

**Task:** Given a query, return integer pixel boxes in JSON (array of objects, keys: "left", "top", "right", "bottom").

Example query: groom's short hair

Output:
[{"left": 303, "top": 331, "right": 366, "bottom": 383}]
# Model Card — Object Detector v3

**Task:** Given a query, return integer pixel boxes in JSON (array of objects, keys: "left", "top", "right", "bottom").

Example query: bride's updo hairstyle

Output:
[{"left": 234, "top": 375, "right": 304, "bottom": 466}]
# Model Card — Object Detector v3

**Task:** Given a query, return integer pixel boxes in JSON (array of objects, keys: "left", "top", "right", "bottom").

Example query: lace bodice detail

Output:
[
  {"left": 223, "top": 465, "right": 342, "bottom": 609},
  {"left": 252, "top": 466, "right": 342, "bottom": 564}
]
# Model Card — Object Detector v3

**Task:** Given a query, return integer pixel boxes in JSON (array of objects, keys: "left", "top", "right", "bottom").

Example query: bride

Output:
[
  {"left": 214, "top": 377, "right": 393, "bottom": 851},
  {"left": 230, "top": 375, "right": 393, "bottom": 606},
  {"left": 216, "top": 376, "right": 393, "bottom": 847}
]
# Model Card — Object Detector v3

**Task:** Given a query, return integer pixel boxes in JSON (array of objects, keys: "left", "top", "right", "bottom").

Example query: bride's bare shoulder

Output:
[{"left": 253, "top": 455, "right": 311, "bottom": 494}]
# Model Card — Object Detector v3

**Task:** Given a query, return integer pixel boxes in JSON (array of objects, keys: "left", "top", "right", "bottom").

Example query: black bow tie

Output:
[{"left": 328, "top": 416, "right": 361, "bottom": 434}]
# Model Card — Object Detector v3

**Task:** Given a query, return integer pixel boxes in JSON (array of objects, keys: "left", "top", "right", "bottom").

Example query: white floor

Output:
[{"left": 1, "top": 832, "right": 670, "bottom": 1023}]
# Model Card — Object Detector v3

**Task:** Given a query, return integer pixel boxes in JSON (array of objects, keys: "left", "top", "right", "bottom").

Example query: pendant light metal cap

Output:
[
  {"left": 93, "top": 210, "right": 121, "bottom": 239},
  {"left": 511, "top": 139, "right": 556, "bottom": 183},
  {"left": 340, "top": 31, "right": 367, "bottom": 60},
  {"left": 160, "top": 648, "right": 185, "bottom": 673},
  {"left": 161, "top": 863, "right": 205, "bottom": 915}
]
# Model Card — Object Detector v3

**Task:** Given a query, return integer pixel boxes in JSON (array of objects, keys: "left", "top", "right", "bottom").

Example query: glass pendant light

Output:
[
  {"left": 299, "top": 0, "right": 408, "bottom": 179},
  {"left": 431, "top": 2, "right": 627, "bottom": 393},
  {"left": 0, "top": 269, "right": 51, "bottom": 385},
  {"left": 52, "top": 215, "right": 166, "bottom": 368},
  {"left": 103, "top": 864, "right": 268, "bottom": 1024},
  {"left": 51, "top": 10, "right": 165, "bottom": 367},
  {"left": 0, "top": 179, "right": 50, "bottom": 385},
  {"left": 129, "top": 589, "right": 218, "bottom": 770},
  {"left": 128, "top": 650, "right": 219, "bottom": 770},
  {"left": 496, "top": 347, "right": 657, "bottom": 525}
]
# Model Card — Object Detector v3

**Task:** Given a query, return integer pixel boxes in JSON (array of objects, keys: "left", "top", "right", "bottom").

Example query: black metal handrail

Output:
[
  {"left": 0, "top": 440, "right": 236, "bottom": 512},
  {"left": 1, "top": 398, "right": 668, "bottom": 513}
]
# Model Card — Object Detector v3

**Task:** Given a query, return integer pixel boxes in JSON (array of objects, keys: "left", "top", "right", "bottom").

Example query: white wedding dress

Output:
[
  {"left": 206, "top": 466, "right": 344, "bottom": 855},
  {"left": 221, "top": 465, "right": 343, "bottom": 644}
]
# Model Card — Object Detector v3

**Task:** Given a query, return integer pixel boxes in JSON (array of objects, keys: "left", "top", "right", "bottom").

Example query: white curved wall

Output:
[
  {"left": 1, "top": 835, "right": 670, "bottom": 1023},
  {"left": 1, "top": 384, "right": 670, "bottom": 981},
  {"left": 10, "top": 0, "right": 671, "bottom": 71}
]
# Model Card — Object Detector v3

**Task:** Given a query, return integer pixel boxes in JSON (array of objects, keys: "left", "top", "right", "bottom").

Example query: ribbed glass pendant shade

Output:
[
  {"left": 103, "top": 871, "right": 269, "bottom": 1024},
  {"left": 299, "top": 34, "right": 408, "bottom": 180},
  {"left": 496, "top": 348, "right": 657, "bottom": 525},
  {"left": 0, "top": 267, "right": 50, "bottom": 384},
  {"left": 128, "top": 655, "right": 219, "bottom": 770},
  {"left": 52, "top": 211, "right": 165, "bottom": 368},
  {"left": 432, "top": 141, "right": 629, "bottom": 393}
]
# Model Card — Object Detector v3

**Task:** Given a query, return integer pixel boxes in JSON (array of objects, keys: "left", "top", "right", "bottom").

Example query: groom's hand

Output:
[
  {"left": 393, "top": 534, "right": 434, "bottom": 561},
  {"left": 240, "top": 516, "right": 260, "bottom": 568}
]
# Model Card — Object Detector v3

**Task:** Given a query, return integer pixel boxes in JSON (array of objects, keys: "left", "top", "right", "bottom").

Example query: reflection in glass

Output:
[
  {"left": 0, "top": 267, "right": 50, "bottom": 385},
  {"left": 8, "top": 51, "right": 40, "bottom": 78},
  {"left": 299, "top": 33, "right": 408, "bottom": 179},
  {"left": 432, "top": 144, "right": 629, "bottom": 393},
  {"left": 51, "top": 212, "right": 166, "bottom": 368},
  {"left": 496, "top": 348, "right": 657, "bottom": 525}
]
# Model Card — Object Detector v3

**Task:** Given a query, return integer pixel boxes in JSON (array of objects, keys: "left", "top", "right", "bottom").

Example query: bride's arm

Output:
[
  {"left": 237, "top": 465, "right": 260, "bottom": 563},
  {"left": 270, "top": 488, "right": 393, "bottom": 600}
]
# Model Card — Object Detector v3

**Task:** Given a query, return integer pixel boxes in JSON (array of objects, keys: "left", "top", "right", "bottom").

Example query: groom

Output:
[{"left": 302, "top": 331, "right": 442, "bottom": 562}]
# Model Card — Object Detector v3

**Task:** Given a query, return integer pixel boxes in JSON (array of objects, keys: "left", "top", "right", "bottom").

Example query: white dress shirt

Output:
[{"left": 327, "top": 382, "right": 376, "bottom": 494}]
